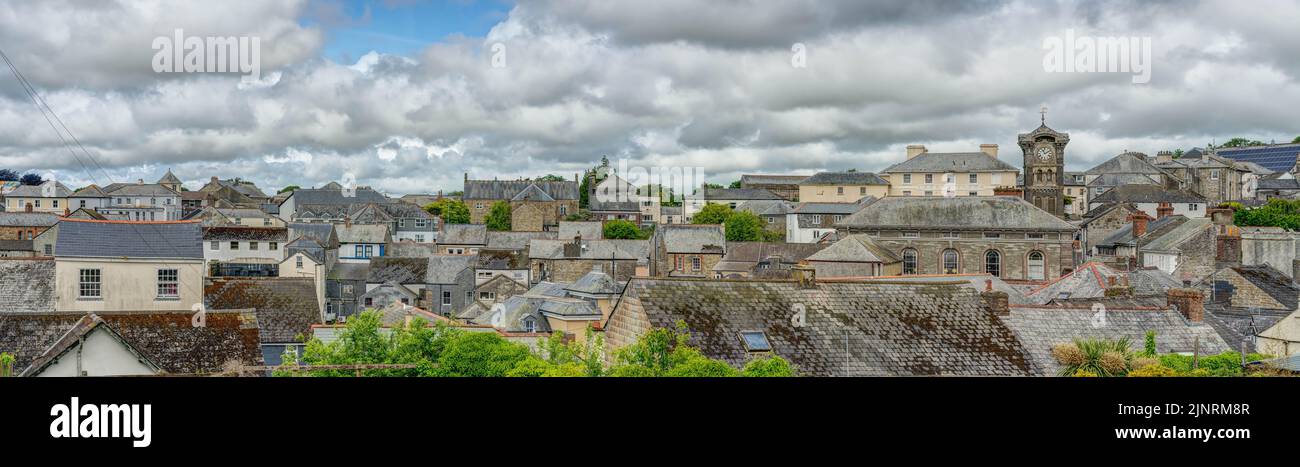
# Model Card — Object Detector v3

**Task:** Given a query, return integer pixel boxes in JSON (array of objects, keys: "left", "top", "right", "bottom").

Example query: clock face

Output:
[{"left": 1036, "top": 146, "right": 1053, "bottom": 162}]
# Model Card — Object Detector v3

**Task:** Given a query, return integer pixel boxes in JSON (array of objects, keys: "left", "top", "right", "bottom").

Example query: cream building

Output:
[
  {"left": 797, "top": 172, "right": 890, "bottom": 203},
  {"left": 4, "top": 180, "right": 72, "bottom": 214},
  {"left": 53, "top": 219, "right": 204, "bottom": 312},
  {"left": 880, "top": 145, "right": 1020, "bottom": 197}
]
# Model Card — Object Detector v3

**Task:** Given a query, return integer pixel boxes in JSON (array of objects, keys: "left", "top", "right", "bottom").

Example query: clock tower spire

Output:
[{"left": 1018, "top": 111, "right": 1068, "bottom": 218}]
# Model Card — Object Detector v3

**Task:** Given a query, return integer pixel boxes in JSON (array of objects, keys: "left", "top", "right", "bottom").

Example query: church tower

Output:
[{"left": 1018, "top": 107, "right": 1068, "bottom": 218}]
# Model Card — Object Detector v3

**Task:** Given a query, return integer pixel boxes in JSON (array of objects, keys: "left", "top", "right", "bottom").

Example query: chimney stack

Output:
[
  {"left": 792, "top": 264, "right": 817, "bottom": 289},
  {"left": 1156, "top": 150, "right": 1173, "bottom": 164},
  {"left": 979, "top": 144, "right": 998, "bottom": 158},
  {"left": 981, "top": 288, "right": 1010, "bottom": 316},
  {"left": 1292, "top": 258, "right": 1300, "bottom": 281},
  {"left": 1166, "top": 288, "right": 1204, "bottom": 322},
  {"left": 1156, "top": 202, "right": 1174, "bottom": 219},
  {"left": 1127, "top": 211, "right": 1152, "bottom": 238},
  {"left": 906, "top": 145, "right": 927, "bottom": 159}
]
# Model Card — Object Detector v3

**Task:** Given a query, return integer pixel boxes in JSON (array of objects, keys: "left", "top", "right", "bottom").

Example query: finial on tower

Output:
[{"left": 1040, "top": 105, "right": 1048, "bottom": 125}]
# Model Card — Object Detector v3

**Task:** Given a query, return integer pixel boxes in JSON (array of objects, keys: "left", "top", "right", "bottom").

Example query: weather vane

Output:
[{"left": 1040, "top": 105, "right": 1048, "bottom": 124}]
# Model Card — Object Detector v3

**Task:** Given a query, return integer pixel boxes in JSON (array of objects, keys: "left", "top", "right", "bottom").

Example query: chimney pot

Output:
[
  {"left": 1156, "top": 202, "right": 1174, "bottom": 219},
  {"left": 1127, "top": 211, "right": 1152, "bottom": 238}
]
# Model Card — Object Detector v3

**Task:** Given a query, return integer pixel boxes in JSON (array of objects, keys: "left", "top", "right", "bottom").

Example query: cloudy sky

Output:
[{"left": 1, "top": 0, "right": 1298, "bottom": 195}]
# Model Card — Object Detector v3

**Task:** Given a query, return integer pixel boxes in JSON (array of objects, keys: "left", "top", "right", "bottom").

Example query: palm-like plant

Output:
[{"left": 1054, "top": 338, "right": 1134, "bottom": 377}]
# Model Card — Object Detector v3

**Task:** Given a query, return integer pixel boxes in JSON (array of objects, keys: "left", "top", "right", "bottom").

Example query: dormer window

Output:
[{"left": 740, "top": 331, "right": 772, "bottom": 352}]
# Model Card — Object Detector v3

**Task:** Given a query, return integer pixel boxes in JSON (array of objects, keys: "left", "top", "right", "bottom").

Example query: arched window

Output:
[
  {"left": 902, "top": 249, "right": 918, "bottom": 275},
  {"left": 985, "top": 250, "right": 1001, "bottom": 277},
  {"left": 941, "top": 249, "right": 959, "bottom": 274},
  {"left": 1027, "top": 251, "right": 1045, "bottom": 280}
]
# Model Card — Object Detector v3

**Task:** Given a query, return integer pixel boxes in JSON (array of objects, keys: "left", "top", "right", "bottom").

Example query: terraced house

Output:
[
  {"left": 797, "top": 171, "right": 889, "bottom": 203},
  {"left": 53, "top": 219, "right": 204, "bottom": 313},
  {"left": 836, "top": 196, "right": 1077, "bottom": 281},
  {"left": 881, "top": 144, "right": 1019, "bottom": 197}
]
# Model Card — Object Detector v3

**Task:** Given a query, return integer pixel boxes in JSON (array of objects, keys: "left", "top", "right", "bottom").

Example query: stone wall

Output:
[
  {"left": 532, "top": 258, "right": 638, "bottom": 283},
  {"left": 1171, "top": 225, "right": 1218, "bottom": 282},
  {"left": 1242, "top": 232, "right": 1300, "bottom": 277},
  {"left": 603, "top": 291, "right": 650, "bottom": 364},
  {"left": 868, "top": 231, "right": 1073, "bottom": 281}
]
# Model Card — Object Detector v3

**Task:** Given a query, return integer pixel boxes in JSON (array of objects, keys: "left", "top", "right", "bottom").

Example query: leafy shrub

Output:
[
  {"left": 1052, "top": 343, "right": 1084, "bottom": 367},
  {"left": 1058, "top": 338, "right": 1134, "bottom": 377},
  {"left": 1128, "top": 365, "right": 1177, "bottom": 377},
  {"left": 741, "top": 355, "right": 795, "bottom": 377}
]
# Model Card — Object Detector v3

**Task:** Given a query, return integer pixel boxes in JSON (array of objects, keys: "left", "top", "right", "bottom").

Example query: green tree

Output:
[
  {"left": 724, "top": 210, "right": 763, "bottom": 241},
  {"left": 0, "top": 351, "right": 14, "bottom": 377},
  {"left": 603, "top": 219, "right": 644, "bottom": 239},
  {"left": 485, "top": 201, "right": 512, "bottom": 231},
  {"left": 604, "top": 321, "right": 792, "bottom": 377},
  {"left": 1234, "top": 199, "right": 1300, "bottom": 230},
  {"left": 510, "top": 326, "right": 606, "bottom": 377},
  {"left": 275, "top": 310, "right": 453, "bottom": 377},
  {"left": 277, "top": 185, "right": 300, "bottom": 194},
  {"left": 728, "top": 180, "right": 742, "bottom": 189},
  {"left": 534, "top": 174, "right": 566, "bottom": 182},
  {"left": 0, "top": 169, "right": 18, "bottom": 181},
  {"left": 579, "top": 171, "right": 591, "bottom": 209},
  {"left": 702, "top": 182, "right": 724, "bottom": 190},
  {"left": 437, "top": 332, "right": 531, "bottom": 377},
  {"left": 424, "top": 198, "right": 470, "bottom": 225},
  {"left": 692, "top": 203, "right": 733, "bottom": 225},
  {"left": 741, "top": 355, "right": 795, "bottom": 377},
  {"left": 1221, "top": 137, "right": 1265, "bottom": 148}
]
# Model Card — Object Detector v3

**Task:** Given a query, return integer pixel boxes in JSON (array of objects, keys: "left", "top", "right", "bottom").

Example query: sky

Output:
[{"left": 0, "top": 0, "right": 1298, "bottom": 196}]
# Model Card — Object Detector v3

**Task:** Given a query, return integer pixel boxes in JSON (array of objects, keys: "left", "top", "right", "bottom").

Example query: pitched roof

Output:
[
  {"left": 660, "top": 224, "right": 726, "bottom": 254},
  {"left": 204, "top": 277, "right": 321, "bottom": 344},
  {"left": 477, "top": 249, "right": 528, "bottom": 270},
  {"left": 335, "top": 224, "right": 390, "bottom": 243},
  {"left": 1003, "top": 304, "right": 1228, "bottom": 375},
  {"left": 463, "top": 179, "right": 579, "bottom": 200},
  {"left": 0, "top": 311, "right": 263, "bottom": 375},
  {"left": 1204, "top": 265, "right": 1300, "bottom": 311},
  {"left": 1024, "top": 262, "right": 1181, "bottom": 304},
  {"left": 202, "top": 226, "right": 288, "bottom": 242},
  {"left": 806, "top": 234, "right": 900, "bottom": 263},
  {"left": 0, "top": 212, "right": 59, "bottom": 227},
  {"left": 558, "top": 221, "right": 604, "bottom": 240},
  {"left": 486, "top": 231, "right": 558, "bottom": 250},
  {"left": 1138, "top": 217, "right": 1213, "bottom": 252},
  {"left": 702, "top": 187, "right": 783, "bottom": 201},
  {"left": 6, "top": 181, "right": 72, "bottom": 198},
  {"left": 740, "top": 174, "right": 808, "bottom": 185},
  {"left": 286, "top": 187, "right": 388, "bottom": 205},
  {"left": 102, "top": 182, "right": 179, "bottom": 197},
  {"left": 735, "top": 199, "right": 794, "bottom": 216},
  {"left": 1091, "top": 185, "right": 1205, "bottom": 204},
  {"left": 70, "top": 184, "right": 109, "bottom": 198},
  {"left": 365, "top": 257, "right": 429, "bottom": 284},
  {"left": 1096, "top": 214, "right": 1186, "bottom": 247},
  {"left": 838, "top": 196, "right": 1076, "bottom": 231},
  {"left": 1085, "top": 152, "right": 1167, "bottom": 175},
  {"left": 158, "top": 170, "right": 182, "bottom": 185},
  {"left": 528, "top": 239, "right": 649, "bottom": 260},
  {"left": 55, "top": 219, "right": 203, "bottom": 259},
  {"left": 616, "top": 278, "right": 1037, "bottom": 376},
  {"left": 287, "top": 222, "right": 337, "bottom": 248},
  {"left": 425, "top": 255, "right": 475, "bottom": 284},
  {"left": 510, "top": 183, "right": 555, "bottom": 202},
  {"left": 719, "top": 242, "right": 828, "bottom": 264},
  {"left": 881, "top": 152, "right": 1019, "bottom": 173},
  {"left": 1087, "top": 173, "right": 1163, "bottom": 187},
  {"left": 799, "top": 171, "right": 888, "bottom": 186},
  {"left": 440, "top": 224, "right": 487, "bottom": 245},
  {"left": 0, "top": 258, "right": 55, "bottom": 313},
  {"left": 565, "top": 269, "right": 623, "bottom": 295},
  {"left": 791, "top": 199, "right": 873, "bottom": 215}
]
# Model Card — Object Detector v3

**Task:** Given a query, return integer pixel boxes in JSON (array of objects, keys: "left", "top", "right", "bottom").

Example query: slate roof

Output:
[
  {"left": 487, "top": 231, "right": 557, "bottom": 250},
  {"left": 386, "top": 241, "right": 439, "bottom": 258},
  {"left": 1087, "top": 173, "right": 1162, "bottom": 187},
  {"left": 882, "top": 152, "right": 1019, "bottom": 173},
  {"left": 326, "top": 262, "right": 370, "bottom": 281},
  {"left": 287, "top": 222, "right": 337, "bottom": 248},
  {"left": 70, "top": 184, "right": 109, "bottom": 198},
  {"left": 1204, "top": 265, "right": 1300, "bottom": 311},
  {"left": 1091, "top": 185, "right": 1205, "bottom": 204},
  {"left": 660, "top": 225, "right": 726, "bottom": 254},
  {"left": 440, "top": 224, "right": 487, "bottom": 245},
  {"left": 284, "top": 236, "right": 326, "bottom": 263},
  {"left": 565, "top": 269, "right": 623, "bottom": 295},
  {"left": 0, "top": 239, "right": 33, "bottom": 251},
  {"left": 1095, "top": 215, "right": 1186, "bottom": 248},
  {"left": 102, "top": 182, "right": 179, "bottom": 197},
  {"left": 0, "top": 310, "right": 263, "bottom": 375},
  {"left": 335, "top": 224, "right": 390, "bottom": 243},
  {"left": 202, "top": 226, "right": 288, "bottom": 242},
  {"left": 425, "top": 255, "right": 475, "bottom": 284},
  {"left": 1139, "top": 217, "right": 1213, "bottom": 252},
  {"left": 528, "top": 239, "right": 649, "bottom": 260},
  {"left": 838, "top": 196, "right": 1076, "bottom": 231},
  {"left": 158, "top": 170, "right": 183, "bottom": 186},
  {"left": 204, "top": 277, "right": 321, "bottom": 344},
  {"left": 558, "top": 221, "right": 604, "bottom": 240},
  {"left": 463, "top": 180, "right": 579, "bottom": 200},
  {"left": 477, "top": 249, "right": 528, "bottom": 270},
  {"left": 735, "top": 199, "right": 794, "bottom": 216},
  {"left": 0, "top": 213, "right": 60, "bottom": 229},
  {"left": 1086, "top": 152, "right": 1166, "bottom": 175},
  {"left": 799, "top": 171, "right": 889, "bottom": 186},
  {"left": 0, "top": 258, "right": 55, "bottom": 313},
  {"left": 1259, "top": 178, "right": 1300, "bottom": 190},
  {"left": 718, "top": 242, "right": 828, "bottom": 264},
  {"left": 740, "top": 174, "right": 808, "bottom": 185},
  {"left": 867, "top": 274, "right": 1031, "bottom": 304},
  {"left": 55, "top": 219, "right": 203, "bottom": 259},
  {"left": 366, "top": 257, "right": 429, "bottom": 284},
  {"left": 615, "top": 278, "right": 1038, "bottom": 376},
  {"left": 791, "top": 199, "right": 873, "bottom": 215},
  {"left": 702, "top": 187, "right": 783, "bottom": 201},
  {"left": 511, "top": 183, "right": 555, "bottom": 202},
  {"left": 1003, "top": 304, "right": 1228, "bottom": 375},
  {"left": 1203, "top": 305, "right": 1290, "bottom": 353},
  {"left": 806, "top": 234, "right": 900, "bottom": 263},
  {"left": 6, "top": 181, "right": 72, "bottom": 198},
  {"left": 1024, "top": 263, "right": 1181, "bottom": 304},
  {"left": 286, "top": 187, "right": 389, "bottom": 205}
]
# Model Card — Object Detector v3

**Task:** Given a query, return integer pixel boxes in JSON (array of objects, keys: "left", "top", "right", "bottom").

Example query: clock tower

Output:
[{"left": 1018, "top": 107, "right": 1068, "bottom": 218}]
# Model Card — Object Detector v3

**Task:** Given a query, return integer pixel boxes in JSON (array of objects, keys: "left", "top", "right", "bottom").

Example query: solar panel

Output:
[{"left": 1217, "top": 146, "right": 1300, "bottom": 173}]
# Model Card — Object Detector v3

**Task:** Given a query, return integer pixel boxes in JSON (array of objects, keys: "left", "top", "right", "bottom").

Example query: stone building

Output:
[
  {"left": 1154, "top": 150, "right": 1255, "bottom": 205},
  {"left": 462, "top": 175, "right": 579, "bottom": 231},
  {"left": 650, "top": 224, "right": 726, "bottom": 278},
  {"left": 804, "top": 234, "right": 902, "bottom": 278},
  {"left": 1138, "top": 217, "right": 1217, "bottom": 282},
  {"left": 527, "top": 236, "right": 647, "bottom": 283},
  {"left": 0, "top": 212, "right": 59, "bottom": 241},
  {"left": 835, "top": 196, "right": 1077, "bottom": 281},
  {"left": 1020, "top": 120, "right": 1069, "bottom": 217}
]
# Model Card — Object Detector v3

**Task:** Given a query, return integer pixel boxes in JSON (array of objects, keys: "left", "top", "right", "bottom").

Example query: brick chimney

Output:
[
  {"left": 1127, "top": 211, "right": 1152, "bottom": 238},
  {"left": 906, "top": 145, "right": 927, "bottom": 159},
  {"left": 792, "top": 264, "right": 817, "bottom": 289},
  {"left": 1166, "top": 288, "right": 1204, "bottom": 322},
  {"left": 1216, "top": 234, "right": 1241, "bottom": 265},
  {"left": 1156, "top": 202, "right": 1173, "bottom": 219},
  {"left": 979, "top": 144, "right": 998, "bottom": 158},
  {"left": 1155, "top": 150, "right": 1173, "bottom": 164},
  {"left": 563, "top": 233, "right": 583, "bottom": 258},
  {"left": 981, "top": 280, "right": 1009, "bottom": 316}
]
